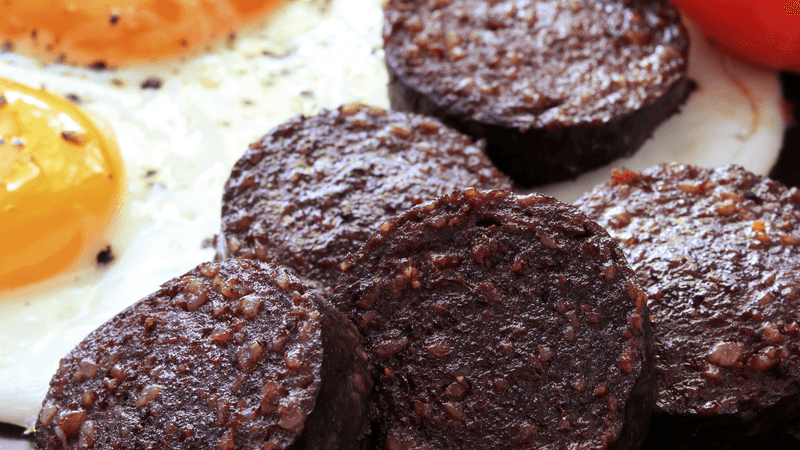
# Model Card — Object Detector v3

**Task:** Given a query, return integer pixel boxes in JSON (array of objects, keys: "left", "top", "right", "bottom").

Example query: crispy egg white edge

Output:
[{"left": 0, "top": 0, "right": 783, "bottom": 437}]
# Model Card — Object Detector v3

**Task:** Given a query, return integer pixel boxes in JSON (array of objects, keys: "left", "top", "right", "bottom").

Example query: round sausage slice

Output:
[
  {"left": 331, "top": 189, "right": 654, "bottom": 450},
  {"left": 35, "top": 258, "right": 372, "bottom": 450},
  {"left": 220, "top": 104, "right": 513, "bottom": 296},
  {"left": 576, "top": 164, "right": 800, "bottom": 446},
  {"left": 383, "top": 0, "right": 691, "bottom": 186}
]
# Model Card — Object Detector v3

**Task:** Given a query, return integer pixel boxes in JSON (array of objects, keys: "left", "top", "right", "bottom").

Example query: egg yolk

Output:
[
  {"left": 0, "top": 0, "right": 283, "bottom": 67},
  {"left": 0, "top": 78, "right": 125, "bottom": 289}
]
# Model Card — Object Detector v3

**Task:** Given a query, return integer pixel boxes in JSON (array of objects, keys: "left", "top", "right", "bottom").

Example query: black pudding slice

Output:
[
  {"left": 220, "top": 104, "right": 513, "bottom": 296},
  {"left": 35, "top": 258, "right": 372, "bottom": 450},
  {"left": 383, "top": 0, "right": 691, "bottom": 186},
  {"left": 331, "top": 189, "right": 655, "bottom": 450},
  {"left": 576, "top": 164, "right": 800, "bottom": 447}
]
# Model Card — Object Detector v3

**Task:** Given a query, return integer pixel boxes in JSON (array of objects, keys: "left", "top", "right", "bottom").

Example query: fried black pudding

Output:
[
  {"left": 576, "top": 164, "right": 800, "bottom": 447},
  {"left": 383, "top": 0, "right": 691, "bottom": 186},
  {"left": 35, "top": 258, "right": 372, "bottom": 450},
  {"left": 220, "top": 104, "right": 512, "bottom": 296},
  {"left": 331, "top": 189, "right": 654, "bottom": 450}
]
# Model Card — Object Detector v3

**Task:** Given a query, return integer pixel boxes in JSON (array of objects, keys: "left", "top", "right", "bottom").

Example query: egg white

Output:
[{"left": 0, "top": 0, "right": 784, "bottom": 441}]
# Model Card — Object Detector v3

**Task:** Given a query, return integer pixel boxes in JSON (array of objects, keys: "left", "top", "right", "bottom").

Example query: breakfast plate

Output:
[{"left": 0, "top": 0, "right": 790, "bottom": 447}]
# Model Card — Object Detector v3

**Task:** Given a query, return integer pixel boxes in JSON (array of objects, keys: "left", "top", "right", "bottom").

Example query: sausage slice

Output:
[
  {"left": 383, "top": 0, "right": 691, "bottom": 186},
  {"left": 35, "top": 258, "right": 372, "bottom": 450},
  {"left": 220, "top": 104, "right": 512, "bottom": 296},
  {"left": 332, "top": 189, "right": 654, "bottom": 449},
  {"left": 577, "top": 164, "right": 800, "bottom": 446}
]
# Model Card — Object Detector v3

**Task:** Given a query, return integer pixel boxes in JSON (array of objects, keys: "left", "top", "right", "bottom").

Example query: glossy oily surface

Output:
[
  {"left": 0, "top": 0, "right": 283, "bottom": 66},
  {"left": 0, "top": 77, "right": 124, "bottom": 289},
  {"left": 332, "top": 189, "right": 654, "bottom": 450},
  {"left": 577, "top": 164, "right": 800, "bottom": 442}
]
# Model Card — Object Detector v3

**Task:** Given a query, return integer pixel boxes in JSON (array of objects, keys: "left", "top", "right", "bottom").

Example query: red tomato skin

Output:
[{"left": 670, "top": 0, "right": 800, "bottom": 71}]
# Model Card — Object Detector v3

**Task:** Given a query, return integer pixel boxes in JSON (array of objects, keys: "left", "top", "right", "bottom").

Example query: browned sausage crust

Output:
[
  {"left": 35, "top": 258, "right": 372, "bottom": 450},
  {"left": 383, "top": 0, "right": 691, "bottom": 186},
  {"left": 576, "top": 164, "right": 800, "bottom": 446},
  {"left": 220, "top": 104, "right": 513, "bottom": 296},
  {"left": 331, "top": 189, "right": 654, "bottom": 450}
]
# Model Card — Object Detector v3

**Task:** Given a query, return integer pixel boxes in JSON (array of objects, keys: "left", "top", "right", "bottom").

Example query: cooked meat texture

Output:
[
  {"left": 331, "top": 189, "right": 654, "bottom": 450},
  {"left": 383, "top": 0, "right": 691, "bottom": 186},
  {"left": 220, "top": 104, "right": 512, "bottom": 296},
  {"left": 35, "top": 258, "right": 372, "bottom": 450},
  {"left": 576, "top": 163, "right": 800, "bottom": 445}
]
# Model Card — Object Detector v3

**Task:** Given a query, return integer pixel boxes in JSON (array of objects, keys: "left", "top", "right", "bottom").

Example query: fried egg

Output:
[
  {"left": 0, "top": 0, "right": 284, "bottom": 67},
  {"left": 0, "top": 0, "right": 786, "bottom": 444}
]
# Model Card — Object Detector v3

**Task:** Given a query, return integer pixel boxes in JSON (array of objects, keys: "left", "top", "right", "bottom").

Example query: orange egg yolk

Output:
[
  {"left": 0, "top": 0, "right": 283, "bottom": 67},
  {"left": 0, "top": 78, "right": 125, "bottom": 289}
]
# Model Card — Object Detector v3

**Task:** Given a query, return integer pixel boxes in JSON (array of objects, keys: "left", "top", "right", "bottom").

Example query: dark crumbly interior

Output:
[
  {"left": 384, "top": 0, "right": 691, "bottom": 185},
  {"left": 576, "top": 164, "right": 800, "bottom": 444},
  {"left": 332, "top": 189, "right": 654, "bottom": 450},
  {"left": 220, "top": 104, "right": 512, "bottom": 295},
  {"left": 35, "top": 258, "right": 371, "bottom": 450}
]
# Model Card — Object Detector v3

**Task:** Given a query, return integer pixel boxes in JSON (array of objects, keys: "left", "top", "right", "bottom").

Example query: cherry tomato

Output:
[{"left": 669, "top": 0, "right": 800, "bottom": 71}]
